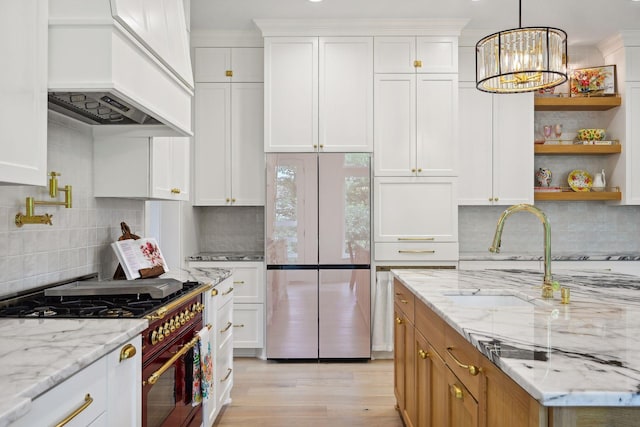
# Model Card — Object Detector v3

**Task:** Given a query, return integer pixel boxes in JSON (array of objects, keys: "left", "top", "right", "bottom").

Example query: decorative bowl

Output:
[{"left": 577, "top": 128, "right": 606, "bottom": 141}]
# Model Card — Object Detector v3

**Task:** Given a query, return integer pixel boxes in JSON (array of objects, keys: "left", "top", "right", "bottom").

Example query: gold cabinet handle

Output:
[
  {"left": 494, "top": 197, "right": 499, "bottom": 201},
  {"left": 232, "top": 198, "right": 236, "bottom": 202},
  {"left": 451, "top": 384, "right": 464, "bottom": 400},
  {"left": 418, "top": 349, "right": 429, "bottom": 359},
  {"left": 221, "top": 368, "right": 233, "bottom": 382},
  {"left": 119, "top": 343, "right": 137, "bottom": 362},
  {"left": 397, "top": 237, "right": 435, "bottom": 241},
  {"left": 313, "top": 144, "right": 318, "bottom": 149},
  {"left": 226, "top": 70, "right": 233, "bottom": 77},
  {"left": 222, "top": 287, "right": 234, "bottom": 296},
  {"left": 417, "top": 168, "right": 422, "bottom": 172},
  {"left": 211, "top": 288, "right": 219, "bottom": 297},
  {"left": 414, "top": 60, "right": 422, "bottom": 68},
  {"left": 170, "top": 188, "right": 181, "bottom": 194},
  {"left": 411, "top": 168, "right": 416, "bottom": 173},
  {"left": 233, "top": 280, "right": 245, "bottom": 284},
  {"left": 395, "top": 317, "right": 403, "bottom": 325},
  {"left": 233, "top": 323, "right": 245, "bottom": 328},
  {"left": 398, "top": 250, "right": 435, "bottom": 254},
  {"left": 55, "top": 394, "right": 93, "bottom": 427},
  {"left": 220, "top": 321, "right": 233, "bottom": 333},
  {"left": 226, "top": 198, "right": 231, "bottom": 203},
  {"left": 446, "top": 347, "right": 481, "bottom": 376}
]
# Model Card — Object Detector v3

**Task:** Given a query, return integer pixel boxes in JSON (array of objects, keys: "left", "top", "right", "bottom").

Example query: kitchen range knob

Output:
[
  {"left": 157, "top": 328, "right": 165, "bottom": 342},
  {"left": 151, "top": 330, "right": 159, "bottom": 345},
  {"left": 184, "top": 309, "right": 192, "bottom": 320},
  {"left": 168, "top": 319, "right": 176, "bottom": 332},
  {"left": 163, "top": 322, "right": 171, "bottom": 338},
  {"left": 179, "top": 313, "right": 186, "bottom": 325},
  {"left": 174, "top": 315, "right": 181, "bottom": 328}
]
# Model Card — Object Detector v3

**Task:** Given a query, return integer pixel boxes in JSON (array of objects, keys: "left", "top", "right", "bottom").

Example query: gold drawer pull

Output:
[
  {"left": 222, "top": 287, "right": 234, "bottom": 296},
  {"left": 397, "top": 237, "right": 434, "bottom": 241},
  {"left": 55, "top": 394, "right": 93, "bottom": 427},
  {"left": 226, "top": 70, "right": 233, "bottom": 77},
  {"left": 395, "top": 317, "right": 403, "bottom": 325},
  {"left": 418, "top": 349, "right": 429, "bottom": 359},
  {"left": 170, "top": 188, "right": 181, "bottom": 194},
  {"left": 451, "top": 384, "right": 464, "bottom": 400},
  {"left": 398, "top": 250, "right": 435, "bottom": 254},
  {"left": 220, "top": 321, "right": 233, "bottom": 333},
  {"left": 414, "top": 60, "right": 422, "bottom": 68},
  {"left": 233, "top": 280, "right": 245, "bottom": 284},
  {"left": 221, "top": 368, "right": 233, "bottom": 382},
  {"left": 234, "top": 324, "right": 245, "bottom": 328},
  {"left": 446, "top": 347, "right": 481, "bottom": 376},
  {"left": 119, "top": 343, "right": 137, "bottom": 362}
]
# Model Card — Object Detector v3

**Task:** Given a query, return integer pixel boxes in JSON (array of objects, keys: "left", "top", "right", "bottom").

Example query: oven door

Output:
[{"left": 142, "top": 328, "right": 203, "bottom": 427}]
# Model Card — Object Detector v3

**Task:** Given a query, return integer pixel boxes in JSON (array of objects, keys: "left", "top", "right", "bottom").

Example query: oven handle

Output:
[{"left": 146, "top": 324, "right": 212, "bottom": 385}]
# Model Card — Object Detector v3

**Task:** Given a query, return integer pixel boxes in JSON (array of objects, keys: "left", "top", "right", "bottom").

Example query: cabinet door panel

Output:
[
  {"left": 447, "top": 369, "right": 479, "bottom": 427},
  {"left": 458, "top": 83, "right": 493, "bottom": 205},
  {"left": 232, "top": 48, "right": 264, "bottom": 83},
  {"left": 231, "top": 83, "right": 265, "bottom": 205},
  {"left": 374, "top": 178, "right": 458, "bottom": 242},
  {"left": 319, "top": 37, "right": 373, "bottom": 152},
  {"left": 374, "top": 74, "right": 416, "bottom": 176},
  {"left": 264, "top": 37, "right": 318, "bottom": 152},
  {"left": 194, "top": 83, "right": 231, "bottom": 205},
  {"left": 374, "top": 36, "right": 416, "bottom": 73},
  {"left": 416, "top": 74, "right": 458, "bottom": 176},
  {"left": 626, "top": 83, "right": 640, "bottom": 204},
  {"left": 195, "top": 47, "right": 231, "bottom": 82},
  {"left": 492, "top": 92, "right": 534, "bottom": 205},
  {"left": 416, "top": 36, "right": 458, "bottom": 73}
]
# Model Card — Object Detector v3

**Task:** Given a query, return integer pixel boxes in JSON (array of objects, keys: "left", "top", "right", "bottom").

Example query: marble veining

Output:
[
  {"left": 393, "top": 268, "right": 640, "bottom": 407},
  {"left": 460, "top": 252, "right": 640, "bottom": 261},
  {"left": 187, "top": 252, "right": 264, "bottom": 262},
  {"left": 0, "top": 318, "right": 147, "bottom": 427}
]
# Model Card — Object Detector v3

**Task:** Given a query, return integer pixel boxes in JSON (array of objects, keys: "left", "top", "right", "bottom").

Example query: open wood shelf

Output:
[
  {"left": 534, "top": 96, "right": 621, "bottom": 111},
  {"left": 534, "top": 144, "right": 622, "bottom": 155},
  {"left": 534, "top": 190, "right": 622, "bottom": 201}
]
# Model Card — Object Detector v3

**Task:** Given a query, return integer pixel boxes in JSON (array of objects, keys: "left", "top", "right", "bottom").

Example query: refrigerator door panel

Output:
[
  {"left": 318, "top": 153, "right": 371, "bottom": 265},
  {"left": 319, "top": 268, "right": 371, "bottom": 358},
  {"left": 266, "top": 269, "right": 319, "bottom": 359},
  {"left": 266, "top": 153, "right": 319, "bottom": 265}
]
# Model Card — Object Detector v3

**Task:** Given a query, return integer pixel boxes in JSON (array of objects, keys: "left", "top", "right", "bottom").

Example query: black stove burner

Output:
[{"left": 0, "top": 280, "right": 202, "bottom": 319}]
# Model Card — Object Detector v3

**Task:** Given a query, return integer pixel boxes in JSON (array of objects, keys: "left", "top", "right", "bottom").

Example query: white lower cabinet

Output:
[
  {"left": 204, "top": 276, "right": 234, "bottom": 427},
  {"left": 10, "top": 336, "right": 141, "bottom": 427},
  {"left": 233, "top": 303, "right": 265, "bottom": 348}
]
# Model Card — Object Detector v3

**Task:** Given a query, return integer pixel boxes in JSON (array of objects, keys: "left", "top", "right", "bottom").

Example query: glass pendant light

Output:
[{"left": 476, "top": 0, "right": 568, "bottom": 93}]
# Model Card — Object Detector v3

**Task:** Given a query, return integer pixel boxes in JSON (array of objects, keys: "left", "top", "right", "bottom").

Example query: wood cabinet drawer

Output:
[
  {"left": 394, "top": 279, "right": 415, "bottom": 321},
  {"left": 375, "top": 242, "right": 459, "bottom": 262},
  {"left": 12, "top": 357, "right": 107, "bottom": 427},
  {"left": 444, "top": 327, "right": 482, "bottom": 399},
  {"left": 233, "top": 304, "right": 264, "bottom": 348},
  {"left": 415, "top": 298, "right": 445, "bottom": 353}
]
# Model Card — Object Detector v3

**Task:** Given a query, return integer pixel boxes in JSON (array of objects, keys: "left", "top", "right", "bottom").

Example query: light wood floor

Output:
[{"left": 213, "top": 358, "right": 404, "bottom": 427}]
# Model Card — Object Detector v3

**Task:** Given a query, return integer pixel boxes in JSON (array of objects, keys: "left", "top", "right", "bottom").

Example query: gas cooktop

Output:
[{"left": 0, "top": 274, "right": 203, "bottom": 319}]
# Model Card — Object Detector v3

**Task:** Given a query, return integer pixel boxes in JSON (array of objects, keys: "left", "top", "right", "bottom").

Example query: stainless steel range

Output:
[{"left": 0, "top": 273, "right": 211, "bottom": 427}]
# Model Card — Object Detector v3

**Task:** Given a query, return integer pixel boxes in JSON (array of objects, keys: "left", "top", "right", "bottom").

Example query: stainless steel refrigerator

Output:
[{"left": 265, "top": 152, "right": 371, "bottom": 359}]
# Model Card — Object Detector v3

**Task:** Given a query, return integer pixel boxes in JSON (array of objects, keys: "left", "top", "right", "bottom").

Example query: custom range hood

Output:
[{"left": 48, "top": 0, "right": 194, "bottom": 135}]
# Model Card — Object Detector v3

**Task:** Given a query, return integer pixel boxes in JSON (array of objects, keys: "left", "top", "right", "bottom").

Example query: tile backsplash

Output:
[
  {"left": 197, "top": 206, "right": 264, "bottom": 253},
  {"left": 459, "top": 203, "right": 640, "bottom": 254},
  {"left": 0, "top": 113, "right": 144, "bottom": 296}
]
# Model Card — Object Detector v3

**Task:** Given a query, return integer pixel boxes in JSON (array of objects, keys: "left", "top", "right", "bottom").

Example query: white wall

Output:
[{"left": 0, "top": 113, "right": 145, "bottom": 296}]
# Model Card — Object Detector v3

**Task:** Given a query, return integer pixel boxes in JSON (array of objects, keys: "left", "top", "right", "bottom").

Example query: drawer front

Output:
[
  {"left": 415, "top": 298, "right": 445, "bottom": 353},
  {"left": 216, "top": 297, "right": 234, "bottom": 350},
  {"left": 233, "top": 304, "right": 265, "bottom": 348},
  {"left": 375, "top": 242, "right": 459, "bottom": 262},
  {"left": 232, "top": 266, "right": 264, "bottom": 303},
  {"left": 12, "top": 357, "right": 107, "bottom": 427},
  {"left": 214, "top": 276, "right": 234, "bottom": 308},
  {"left": 394, "top": 279, "right": 415, "bottom": 321},
  {"left": 444, "top": 327, "right": 482, "bottom": 398},
  {"left": 216, "top": 338, "right": 234, "bottom": 406}
]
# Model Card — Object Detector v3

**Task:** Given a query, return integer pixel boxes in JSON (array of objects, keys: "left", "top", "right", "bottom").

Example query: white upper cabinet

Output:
[
  {"left": 264, "top": 36, "right": 373, "bottom": 152},
  {"left": 194, "top": 82, "right": 265, "bottom": 206},
  {"left": 318, "top": 37, "right": 374, "bottom": 152},
  {"left": 94, "top": 136, "right": 190, "bottom": 200},
  {"left": 457, "top": 46, "right": 533, "bottom": 206},
  {"left": 374, "top": 36, "right": 458, "bottom": 74},
  {"left": 195, "top": 48, "right": 264, "bottom": 83},
  {"left": 374, "top": 73, "right": 458, "bottom": 176},
  {"left": 0, "top": 0, "right": 47, "bottom": 186}
]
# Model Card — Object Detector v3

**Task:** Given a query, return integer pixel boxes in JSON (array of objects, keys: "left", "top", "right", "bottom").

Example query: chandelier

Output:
[{"left": 476, "top": 0, "right": 568, "bottom": 93}]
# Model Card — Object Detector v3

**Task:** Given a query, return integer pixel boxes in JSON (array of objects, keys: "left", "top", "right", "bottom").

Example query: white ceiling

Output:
[{"left": 190, "top": 0, "right": 640, "bottom": 46}]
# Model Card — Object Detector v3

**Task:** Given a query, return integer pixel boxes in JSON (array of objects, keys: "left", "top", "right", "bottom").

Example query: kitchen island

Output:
[{"left": 393, "top": 268, "right": 640, "bottom": 426}]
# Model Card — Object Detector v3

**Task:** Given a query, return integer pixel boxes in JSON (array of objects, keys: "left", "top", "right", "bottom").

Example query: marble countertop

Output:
[
  {"left": 0, "top": 318, "right": 147, "bottom": 427},
  {"left": 187, "top": 252, "right": 264, "bottom": 262},
  {"left": 392, "top": 268, "right": 640, "bottom": 407},
  {"left": 460, "top": 252, "right": 640, "bottom": 261}
]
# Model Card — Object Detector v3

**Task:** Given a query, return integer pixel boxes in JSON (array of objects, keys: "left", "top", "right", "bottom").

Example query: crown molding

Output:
[
  {"left": 253, "top": 18, "right": 470, "bottom": 37},
  {"left": 598, "top": 31, "right": 640, "bottom": 58},
  {"left": 191, "top": 29, "right": 264, "bottom": 47}
]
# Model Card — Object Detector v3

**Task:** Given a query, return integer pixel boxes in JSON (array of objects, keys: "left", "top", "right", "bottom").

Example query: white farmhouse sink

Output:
[{"left": 444, "top": 293, "right": 534, "bottom": 308}]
